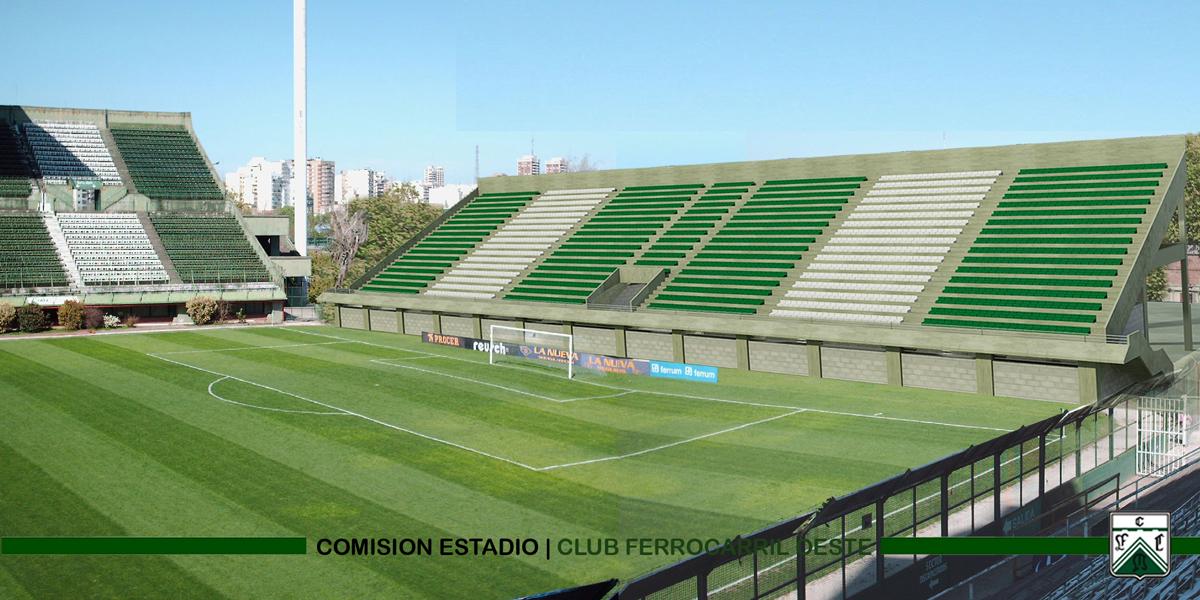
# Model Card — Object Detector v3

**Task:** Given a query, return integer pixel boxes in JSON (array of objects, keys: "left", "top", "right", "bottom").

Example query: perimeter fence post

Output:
[
  {"left": 697, "top": 570, "right": 709, "bottom": 600},
  {"left": 941, "top": 474, "right": 949, "bottom": 537},
  {"left": 876, "top": 499, "right": 885, "bottom": 584},
  {"left": 1038, "top": 433, "right": 1046, "bottom": 498},
  {"left": 993, "top": 452, "right": 1002, "bottom": 520}
]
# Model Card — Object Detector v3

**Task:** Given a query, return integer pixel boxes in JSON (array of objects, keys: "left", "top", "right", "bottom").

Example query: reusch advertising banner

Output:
[{"left": 422, "top": 333, "right": 716, "bottom": 382}]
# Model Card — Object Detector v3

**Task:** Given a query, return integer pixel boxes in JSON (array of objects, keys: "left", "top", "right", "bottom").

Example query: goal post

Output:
[{"left": 489, "top": 325, "right": 574, "bottom": 379}]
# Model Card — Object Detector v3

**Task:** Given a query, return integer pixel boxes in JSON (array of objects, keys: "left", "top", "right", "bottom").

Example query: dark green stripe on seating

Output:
[{"left": 1018, "top": 163, "right": 1168, "bottom": 175}]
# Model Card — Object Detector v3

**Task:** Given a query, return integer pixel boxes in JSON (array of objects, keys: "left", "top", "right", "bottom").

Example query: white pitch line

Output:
[
  {"left": 371, "top": 358, "right": 631, "bottom": 403},
  {"left": 149, "top": 353, "right": 542, "bottom": 471},
  {"left": 208, "top": 376, "right": 349, "bottom": 415},
  {"left": 536, "top": 409, "right": 806, "bottom": 471},
  {"left": 154, "top": 341, "right": 358, "bottom": 355},
  {"left": 365, "top": 345, "right": 1006, "bottom": 431}
]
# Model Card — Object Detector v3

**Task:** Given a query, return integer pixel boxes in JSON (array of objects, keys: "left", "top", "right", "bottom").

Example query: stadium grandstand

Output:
[
  {"left": 0, "top": 105, "right": 310, "bottom": 322},
  {"left": 322, "top": 135, "right": 1190, "bottom": 405}
]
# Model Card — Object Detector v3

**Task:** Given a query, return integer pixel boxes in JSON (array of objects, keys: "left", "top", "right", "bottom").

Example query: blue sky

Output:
[{"left": 4, "top": 1, "right": 1196, "bottom": 184}]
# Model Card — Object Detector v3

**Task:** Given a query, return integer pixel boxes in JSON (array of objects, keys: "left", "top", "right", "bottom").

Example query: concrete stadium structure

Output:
[
  {"left": 322, "top": 135, "right": 1190, "bottom": 404},
  {"left": 0, "top": 105, "right": 310, "bottom": 321}
]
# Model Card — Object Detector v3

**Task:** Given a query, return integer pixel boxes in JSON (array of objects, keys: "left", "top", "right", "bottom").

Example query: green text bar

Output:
[
  {"left": 1, "top": 537, "right": 307, "bottom": 555},
  {"left": 881, "top": 537, "right": 1200, "bottom": 556}
]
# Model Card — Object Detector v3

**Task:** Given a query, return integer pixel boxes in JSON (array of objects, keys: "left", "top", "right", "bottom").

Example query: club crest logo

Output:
[{"left": 1110, "top": 512, "right": 1171, "bottom": 579}]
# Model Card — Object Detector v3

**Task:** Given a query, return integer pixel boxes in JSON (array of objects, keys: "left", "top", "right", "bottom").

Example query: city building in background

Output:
[
  {"left": 424, "top": 165, "right": 445, "bottom": 188},
  {"left": 225, "top": 158, "right": 292, "bottom": 212},
  {"left": 545, "top": 157, "right": 567, "bottom": 174},
  {"left": 335, "top": 168, "right": 391, "bottom": 205},
  {"left": 427, "top": 183, "right": 477, "bottom": 209},
  {"left": 305, "top": 158, "right": 336, "bottom": 214},
  {"left": 517, "top": 154, "right": 540, "bottom": 176}
]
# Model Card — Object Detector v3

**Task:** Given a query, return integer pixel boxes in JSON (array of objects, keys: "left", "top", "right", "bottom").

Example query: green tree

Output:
[
  {"left": 345, "top": 183, "right": 442, "bottom": 283},
  {"left": 308, "top": 251, "right": 336, "bottom": 303},
  {"left": 1148, "top": 133, "right": 1200, "bottom": 299}
]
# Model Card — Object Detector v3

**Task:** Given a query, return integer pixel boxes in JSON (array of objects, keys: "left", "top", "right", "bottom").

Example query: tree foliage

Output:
[
  {"left": 329, "top": 206, "right": 370, "bottom": 288},
  {"left": 0, "top": 301, "right": 15, "bottom": 330},
  {"left": 566, "top": 154, "right": 601, "bottom": 172},
  {"left": 58, "top": 300, "right": 86, "bottom": 331},
  {"left": 1147, "top": 133, "right": 1200, "bottom": 300},
  {"left": 308, "top": 251, "right": 336, "bottom": 304},
  {"left": 345, "top": 183, "right": 442, "bottom": 282},
  {"left": 17, "top": 303, "right": 47, "bottom": 333},
  {"left": 186, "top": 296, "right": 220, "bottom": 325}
]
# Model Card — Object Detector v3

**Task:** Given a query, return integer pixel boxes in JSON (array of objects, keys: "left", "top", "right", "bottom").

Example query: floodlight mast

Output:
[{"left": 293, "top": 0, "right": 308, "bottom": 256}]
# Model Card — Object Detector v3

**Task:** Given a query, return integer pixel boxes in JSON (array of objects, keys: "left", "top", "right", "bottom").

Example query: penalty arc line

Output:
[
  {"left": 207, "top": 376, "right": 350, "bottom": 415},
  {"left": 149, "top": 353, "right": 542, "bottom": 471}
]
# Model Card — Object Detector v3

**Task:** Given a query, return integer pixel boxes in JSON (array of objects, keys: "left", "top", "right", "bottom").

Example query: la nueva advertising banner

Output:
[{"left": 421, "top": 332, "right": 718, "bottom": 383}]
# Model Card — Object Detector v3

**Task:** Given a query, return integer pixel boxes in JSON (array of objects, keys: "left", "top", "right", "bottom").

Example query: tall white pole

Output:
[{"left": 293, "top": 0, "right": 308, "bottom": 256}]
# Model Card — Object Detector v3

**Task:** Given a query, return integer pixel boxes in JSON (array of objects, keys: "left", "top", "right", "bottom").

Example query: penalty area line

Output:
[{"left": 299, "top": 329, "right": 1009, "bottom": 432}]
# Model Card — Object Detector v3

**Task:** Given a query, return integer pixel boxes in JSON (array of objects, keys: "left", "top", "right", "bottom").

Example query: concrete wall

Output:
[
  {"left": 340, "top": 307, "right": 364, "bottom": 330},
  {"left": 994, "top": 360, "right": 1080, "bottom": 403},
  {"left": 822, "top": 346, "right": 888, "bottom": 384},
  {"left": 901, "top": 353, "right": 977, "bottom": 394},
  {"left": 683, "top": 335, "right": 738, "bottom": 369},
  {"left": 627, "top": 330, "right": 674, "bottom": 361},
  {"left": 748, "top": 340, "right": 809, "bottom": 376},
  {"left": 574, "top": 326, "right": 618, "bottom": 356},
  {"left": 524, "top": 322, "right": 565, "bottom": 335},
  {"left": 369, "top": 309, "right": 398, "bottom": 334},
  {"left": 441, "top": 315, "right": 474, "bottom": 338},
  {"left": 481, "top": 318, "right": 518, "bottom": 339},
  {"left": 403, "top": 312, "right": 436, "bottom": 336},
  {"left": 1100, "top": 365, "right": 1138, "bottom": 400}
]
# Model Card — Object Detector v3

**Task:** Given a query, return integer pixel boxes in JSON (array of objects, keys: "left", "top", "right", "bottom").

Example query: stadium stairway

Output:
[{"left": 41, "top": 213, "right": 83, "bottom": 287}]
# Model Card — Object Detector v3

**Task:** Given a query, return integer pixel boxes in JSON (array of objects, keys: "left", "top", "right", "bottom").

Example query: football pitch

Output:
[{"left": 0, "top": 325, "right": 1068, "bottom": 599}]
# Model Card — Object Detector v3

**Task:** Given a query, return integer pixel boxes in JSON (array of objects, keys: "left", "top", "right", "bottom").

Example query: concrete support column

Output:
[
  {"left": 431, "top": 313, "right": 442, "bottom": 334},
  {"left": 562, "top": 322, "right": 573, "bottom": 336},
  {"left": 735, "top": 335, "right": 750, "bottom": 370},
  {"left": 672, "top": 331, "right": 685, "bottom": 363},
  {"left": 471, "top": 316, "right": 482, "bottom": 338},
  {"left": 1181, "top": 201, "right": 1194, "bottom": 351},
  {"left": 362, "top": 307, "right": 371, "bottom": 332},
  {"left": 331, "top": 304, "right": 341, "bottom": 327},
  {"left": 1078, "top": 362, "right": 1101, "bottom": 404},
  {"left": 976, "top": 353, "right": 994, "bottom": 396},
  {"left": 1142, "top": 287, "right": 1150, "bottom": 343},
  {"left": 614, "top": 327, "right": 628, "bottom": 358},
  {"left": 806, "top": 342, "right": 822, "bottom": 378},
  {"left": 886, "top": 347, "right": 903, "bottom": 386},
  {"left": 269, "top": 301, "right": 284, "bottom": 323},
  {"left": 515, "top": 319, "right": 526, "bottom": 330},
  {"left": 396, "top": 309, "right": 405, "bottom": 334}
]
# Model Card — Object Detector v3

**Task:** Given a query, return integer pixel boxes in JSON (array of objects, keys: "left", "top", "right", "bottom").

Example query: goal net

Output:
[{"left": 489, "top": 325, "right": 575, "bottom": 379}]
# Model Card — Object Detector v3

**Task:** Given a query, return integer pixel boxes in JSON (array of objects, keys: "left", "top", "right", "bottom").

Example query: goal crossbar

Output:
[{"left": 489, "top": 325, "right": 574, "bottom": 379}]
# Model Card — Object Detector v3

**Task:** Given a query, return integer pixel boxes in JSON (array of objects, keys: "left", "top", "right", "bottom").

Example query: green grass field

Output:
[{"left": 0, "top": 324, "right": 1069, "bottom": 599}]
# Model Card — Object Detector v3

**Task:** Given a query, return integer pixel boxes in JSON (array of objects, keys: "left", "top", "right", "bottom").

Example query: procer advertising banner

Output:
[{"left": 422, "top": 333, "right": 717, "bottom": 383}]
